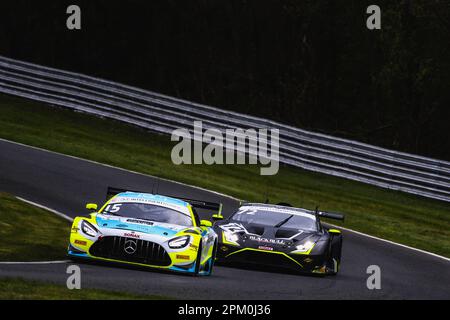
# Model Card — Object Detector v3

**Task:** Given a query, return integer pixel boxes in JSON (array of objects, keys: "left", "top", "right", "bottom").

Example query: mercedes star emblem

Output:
[{"left": 124, "top": 239, "right": 137, "bottom": 254}]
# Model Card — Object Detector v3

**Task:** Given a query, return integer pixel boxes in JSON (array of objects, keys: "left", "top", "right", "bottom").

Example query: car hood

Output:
[
  {"left": 95, "top": 214, "right": 189, "bottom": 238},
  {"left": 217, "top": 221, "right": 319, "bottom": 245}
]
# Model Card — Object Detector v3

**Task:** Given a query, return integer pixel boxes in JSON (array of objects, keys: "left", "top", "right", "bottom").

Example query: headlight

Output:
[
  {"left": 295, "top": 240, "right": 315, "bottom": 252},
  {"left": 223, "top": 231, "right": 239, "bottom": 245},
  {"left": 168, "top": 236, "right": 190, "bottom": 249},
  {"left": 81, "top": 220, "right": 98, "bottom": 237}
]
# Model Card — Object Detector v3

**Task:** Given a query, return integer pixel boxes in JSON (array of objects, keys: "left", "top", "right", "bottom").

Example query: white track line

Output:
[
  {"left": 0, "top": 137, "right": 240, "bottom": 201},
  {"left": 0, "top": 197, "right": 73, "bottom": 265},
  {"left": 1, "top": 138, "right": 449, "bottom": 263},
  {"left": 16, "top": 196, "right": 73, "bottom": 222},
  {"left": 327, "top": 223, "right": 450, "bottom": 262}
]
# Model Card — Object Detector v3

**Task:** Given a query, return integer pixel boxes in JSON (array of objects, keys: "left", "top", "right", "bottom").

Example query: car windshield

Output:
[
  {"left": 101, "top": 202, "right": 193, "bottom": 227},
  {"left": 231, "top": 206, "right": 317, "bottom": 231}
]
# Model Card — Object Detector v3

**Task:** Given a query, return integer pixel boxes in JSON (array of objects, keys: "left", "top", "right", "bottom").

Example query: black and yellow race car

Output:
[{"left": 213, "top": 202, "right": 344, "bottom": 275}]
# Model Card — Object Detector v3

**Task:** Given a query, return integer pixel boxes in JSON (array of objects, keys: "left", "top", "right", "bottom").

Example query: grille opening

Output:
[
  {"left": 89, "top": 236, "right": 171, "bottom": 266},
  {"left": 232, "top": 250, "right": 300, "bottom": 268}
]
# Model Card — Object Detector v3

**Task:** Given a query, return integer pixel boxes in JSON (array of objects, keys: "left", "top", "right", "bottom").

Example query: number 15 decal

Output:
[{"left": 105, "top": 204, "right": 122, "bottom": 213}]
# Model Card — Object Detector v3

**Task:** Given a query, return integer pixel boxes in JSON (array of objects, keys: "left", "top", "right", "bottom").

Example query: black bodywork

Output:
[{"left": 213, "top": 203, "right": 344, "bottom": 275}]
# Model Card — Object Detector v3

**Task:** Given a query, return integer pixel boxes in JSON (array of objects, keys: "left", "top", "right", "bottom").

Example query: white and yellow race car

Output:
[{"left": 68, "top": 187, "right": 221, "bottom": 275}]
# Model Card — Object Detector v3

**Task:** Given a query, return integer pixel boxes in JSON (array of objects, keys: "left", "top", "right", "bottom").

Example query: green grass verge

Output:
[
  {"left": 0, "top": 278, "right": 168, "bottom": 299},
  {"left": 0, "top": 94, "right": 449, "bottom": 257},
  {"left": 0, "top": 192, "right": 69, "bottom": 261},
  {"left": 0, "top": 193, "right": 171, "bottom": 299}
]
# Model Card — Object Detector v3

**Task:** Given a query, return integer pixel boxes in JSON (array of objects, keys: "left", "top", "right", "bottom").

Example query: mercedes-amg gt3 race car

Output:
[
  {"left": 213, "top": 203, "right": 344, "bottom": 275},
  {"left": 68, "top": 187, "right": 221, "bottom": 275}
]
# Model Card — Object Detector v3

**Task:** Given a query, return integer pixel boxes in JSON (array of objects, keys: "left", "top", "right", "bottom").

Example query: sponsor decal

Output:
[
  {"left": 124, "top": 232, "right": 140, "bottom": 239},
  {"left": 219, "top": 223, "right": 247, "bottom": 234},
  {"left": 258, "top": 246, "right": 274, "bottom": 251},
  {"left": 250, "top": 235, "right": 286, "bottom": 245},
  {"left": 126, "top": 218, "right": 153, "bottom": 226},
  {"left": 207, "top": 234, "right": 215, "bottom": 244},
  {"left": 176, "top": 254, "right": 190, "bottom": 260},
  {"left": 238, "top": 205, "right": 316, "bottom": 219},
  {"left": 111, "top": 196, "right": 189, "bottom": 215},
  {"left": 74, "top": 240, "right": 87, "bottom": 246},
  {"left": 71, "top": 226, "right": 79, "bottom": 233}
]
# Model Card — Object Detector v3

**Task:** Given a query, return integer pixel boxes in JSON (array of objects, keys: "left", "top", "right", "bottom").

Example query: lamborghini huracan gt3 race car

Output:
[
  {"left": 68, "top": 187, "right": 221, "bottom": 275},
  {"left": 213, "top": 203, "right": 344, "bottom": 275}
]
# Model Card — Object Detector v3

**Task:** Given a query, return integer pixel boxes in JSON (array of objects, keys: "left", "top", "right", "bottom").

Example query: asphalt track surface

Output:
[{"left": 0, "top": 139, "right": 449, "bottom": 299}]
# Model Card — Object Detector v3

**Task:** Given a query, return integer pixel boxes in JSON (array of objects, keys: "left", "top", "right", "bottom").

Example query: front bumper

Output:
[
  {"left": 216, "top": 244, "right": 328, "bottom": 274},
  {"left": 69, "top": 233, "right": 212, "bottom": 275}
]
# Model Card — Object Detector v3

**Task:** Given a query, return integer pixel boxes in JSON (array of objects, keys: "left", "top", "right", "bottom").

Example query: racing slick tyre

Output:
[
  {"left": 326, "top": 234, "right": 342, "bottom": 275},
  {"left": 206, "top": 241, "right": 218, "bottom": 275},
  {"left": 194, "top": 242, "right": 203, "bottom": 276}
]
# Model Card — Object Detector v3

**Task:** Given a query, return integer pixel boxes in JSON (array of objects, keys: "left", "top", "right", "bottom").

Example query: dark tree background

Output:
[{"left": 1, "top": 0, "right": 449, "bottom": 160}]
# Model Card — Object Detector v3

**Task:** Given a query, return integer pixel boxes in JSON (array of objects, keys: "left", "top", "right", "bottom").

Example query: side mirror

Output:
[
  {"left": 86, "top": 203, "right": 98, "bottom": 211},
  {"left": 212, "top": 214, "right": 224, "bottom": 221},
  {"left": 200, "top": 220, "right": 212, "bottom": 227},
  {"left": 328, "top": 229, "right": 341, "bottom": 235}
]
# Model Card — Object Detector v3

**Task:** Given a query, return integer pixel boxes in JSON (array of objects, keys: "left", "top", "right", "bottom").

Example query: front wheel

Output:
[
  {"left": 326, "top": 235, "right": 342, "bottom": 275},
  {"left": 193, "top": 242, "right": 203, "bottom": 276},
  {"left": 206, "top": 241, "right": 218, "bottom": 275}
]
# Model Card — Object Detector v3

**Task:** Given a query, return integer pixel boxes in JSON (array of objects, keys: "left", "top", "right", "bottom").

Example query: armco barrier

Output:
[{"left": 0, "top": 55, "right": 449, "bottom": 202}]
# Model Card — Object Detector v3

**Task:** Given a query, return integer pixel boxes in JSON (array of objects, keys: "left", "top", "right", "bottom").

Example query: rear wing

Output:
[{"left": 106, "top": 186, "right": 223, "bottom": 215}]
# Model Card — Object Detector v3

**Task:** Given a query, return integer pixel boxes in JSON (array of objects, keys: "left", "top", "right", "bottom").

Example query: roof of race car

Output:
[
  {"left": 108, "top": 192, "right": 191, "bottom": 215},
  {"left": 240, "top": 203, "right": 316, "bottom": 218}
]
